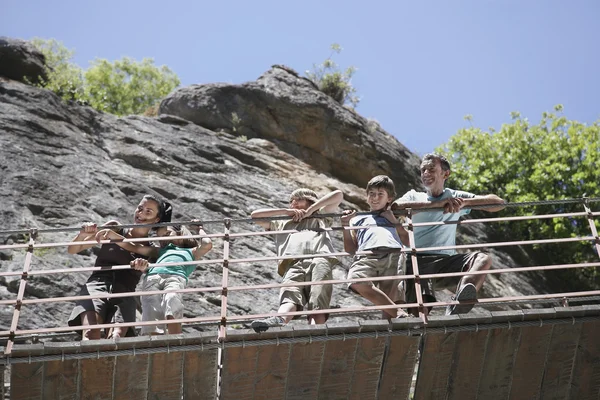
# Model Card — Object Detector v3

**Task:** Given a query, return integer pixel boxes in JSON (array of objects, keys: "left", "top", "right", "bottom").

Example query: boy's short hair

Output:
[
  {"left": 366, "top": 175, "right": 396, "bottom": 198},
  {"left": 422, "top": 153, "right": 451, "bottom": 172},
  {"left": 289, "top": 188, "right": 319, "bottom": 205}
]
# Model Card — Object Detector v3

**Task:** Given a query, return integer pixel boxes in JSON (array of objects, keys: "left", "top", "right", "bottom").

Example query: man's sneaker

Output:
[
  {"left": 445, "top": 283, "right": 477, "bottom": 315},
  {"left": 250, "top": 316, "right": 285, "bottom": 333}
]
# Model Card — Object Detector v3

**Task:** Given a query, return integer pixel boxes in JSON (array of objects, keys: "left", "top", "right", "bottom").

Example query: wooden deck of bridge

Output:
[{"left": 3, "top": 305, "right": 600, "bottom": 400}]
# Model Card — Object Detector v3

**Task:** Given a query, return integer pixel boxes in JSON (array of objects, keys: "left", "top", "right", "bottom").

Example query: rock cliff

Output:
[{"left": 0, "top": 40, "right": 544, "bottom": 339}]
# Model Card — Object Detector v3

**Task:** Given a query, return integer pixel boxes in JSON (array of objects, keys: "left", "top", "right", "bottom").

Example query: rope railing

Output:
[{"left": 0, "top": 197, "right": 599, "bottom": 357}]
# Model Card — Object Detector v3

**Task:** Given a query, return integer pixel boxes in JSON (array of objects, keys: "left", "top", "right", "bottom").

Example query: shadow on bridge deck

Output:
[{"left": 4, "top": 305, "right": 600, "bottom": 400}]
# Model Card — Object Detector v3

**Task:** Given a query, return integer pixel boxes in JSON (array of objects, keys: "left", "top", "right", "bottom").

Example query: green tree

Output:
[
  {"left": 437, "top": 106, "right": 600, "bottom": 286},
  {"left": 30, "top": 38, "right": 86, "bottom": 102},
  {"left": 30, "top": 38, "right": 180, "bottom": 116},
  {"left": 85, "top": 57, "right": 180, "bottom": 116},
  {"left": 306, "top": 43, "right": 359, "bottom": 107}
]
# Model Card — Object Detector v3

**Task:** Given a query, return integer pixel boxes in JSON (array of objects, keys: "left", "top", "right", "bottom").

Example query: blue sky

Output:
[{"left": 2, "top": 0, "right": 599, "bottom": 155}]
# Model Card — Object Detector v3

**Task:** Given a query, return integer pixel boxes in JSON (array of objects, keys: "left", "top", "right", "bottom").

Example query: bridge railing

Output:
[{"left": 0, "top": 197, "right": 599, "bottom": 357}]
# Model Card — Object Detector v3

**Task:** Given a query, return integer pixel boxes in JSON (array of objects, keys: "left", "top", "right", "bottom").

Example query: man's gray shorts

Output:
[{"left": 404, "top": 252, "right": 483, "bottom": 309}]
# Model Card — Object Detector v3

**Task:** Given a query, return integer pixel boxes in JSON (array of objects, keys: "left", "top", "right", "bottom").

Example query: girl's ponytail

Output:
[{"left": 161, "top": 200, "right": 173, "bottom": 223}]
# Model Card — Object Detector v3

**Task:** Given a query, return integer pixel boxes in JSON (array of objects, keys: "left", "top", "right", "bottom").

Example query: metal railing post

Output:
[
  {"left": 582, "top": 197, "right": 600, "bottom": 259},
  {"left": 405, "top": 210, "right": 428, "bottom": 324},
  {"left": 218, "top": 218, "right": 232, "bottom": 342},
  {"left": 5, "top": 229, "right": 38, "bottom": 355}
]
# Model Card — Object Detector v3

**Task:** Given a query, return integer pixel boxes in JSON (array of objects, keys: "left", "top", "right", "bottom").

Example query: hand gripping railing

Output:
[{"left": 0, "top": 197, "right": 599, "bottom": 357}]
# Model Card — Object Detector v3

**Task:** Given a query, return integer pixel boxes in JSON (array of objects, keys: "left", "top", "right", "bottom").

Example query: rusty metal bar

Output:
[
  {"left": 415, "top": 235, "right": 596, "bottom": 253},
  {"left": 582, "top": 198, "right": 600, "bottom": 259},
  {"left": 406, "top": 209, "right": 428, "bottom": 324},
  {"left": 3, "top": 203, "right": 600, "bottom": 344},
  {"left": 397, "top": 211, "right": 600, "bottom": 229},
  {"left": 2, "top": 259, "right": 599, "bottom": 308},
  {"left": 2, "top": 216, "right": 599, "bottom": 256},
  {"left": 5, "top": 229, "right": 37, "bottom": 355},
  {"left": 0, "top": 246, "right": 399, "bottom": 279},
  {"left": 5, "top": 289, "right": 600, "bottom": 339},
  {"left": 2, "top": 233, "right": 597, "bottom": 264},
  {"left": 3, "top": 210, "right": 599, "bottom": 252},
  {"left": 218, "top": 218, "right": 231, "bottom": 342}
]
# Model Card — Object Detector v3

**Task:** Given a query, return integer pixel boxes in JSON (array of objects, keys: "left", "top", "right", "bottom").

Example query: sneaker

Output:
[
  {"left": 250, "top": 316, "right": 285, "bottom": 333},
  {"left": 445, "top": 283, "right": 477, "bottom": 315}
]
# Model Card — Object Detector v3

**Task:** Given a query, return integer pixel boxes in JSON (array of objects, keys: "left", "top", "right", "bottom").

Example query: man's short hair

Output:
[
  {"left": 422, "top": 153, "right": 451, "bottom": 172},
  {"left": 289, "top": 188, "right": 319, "bottom": 205},
  {"left": 366, "top": 175, "right": 396, "bottom": 198}
]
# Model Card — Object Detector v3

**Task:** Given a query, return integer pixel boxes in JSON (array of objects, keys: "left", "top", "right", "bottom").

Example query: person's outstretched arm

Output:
[
  {"left": 461, "top": 194, "right": 506, "bottom": 212},
  {"left": 393, "top": 193, "right": 505, "bottom": 214},
  {"left": 341, "top": 210, "right": 358, "bottom": 254},
  {"left": 67, "top": 220, "right": 122, "bottom": 254},
  {"left": 305, "top": 190, "right": 344, "bottom": 216},
  {"left": 251, "top": 208, "right": 305, "bottom": 229},
  {"left": 94, "top": 228, "right": 159, "bottom": 258},
  {"left": 380, "top": 209, "right": 410, "bottom": 246},
  {"left": 191, "top": 225, "right": 213, "bottom": 260}
]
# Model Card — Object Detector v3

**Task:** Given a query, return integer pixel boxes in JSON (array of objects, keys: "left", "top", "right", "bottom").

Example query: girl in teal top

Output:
[{"left": 98, "top": 221, "right": 212, "bottom": 335}]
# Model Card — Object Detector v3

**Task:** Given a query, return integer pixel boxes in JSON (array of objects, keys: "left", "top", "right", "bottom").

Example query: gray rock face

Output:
[
  {"left": 0, "top": 58, "right": 545, "bottom": 340},
  {"left": 160, "top": 65, "right": 422, "bottom": 195},
  {"left": 0, "top": 37, "right": 48, "bottom": 85}
]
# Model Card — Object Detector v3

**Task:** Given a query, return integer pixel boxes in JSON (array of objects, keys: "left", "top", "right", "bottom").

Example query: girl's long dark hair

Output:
[{"left": 142, "top": 194, "right": 173, "bottom": 224}]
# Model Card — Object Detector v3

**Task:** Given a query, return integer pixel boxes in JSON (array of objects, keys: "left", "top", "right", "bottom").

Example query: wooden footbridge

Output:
[
  {"left": 2, "top": 198, "right": 600, "bottom": 399},
  {"left": 4, "top": 306, "right": 600, "bottom": 400}
]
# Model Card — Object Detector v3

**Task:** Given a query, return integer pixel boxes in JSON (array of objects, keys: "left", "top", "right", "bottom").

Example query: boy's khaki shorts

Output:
[
  {"left": 347, "top": 253, "right": 401, "bottom": 301},
  {"left": 279, "top": 257, "right": 333, "bottom": 313}
]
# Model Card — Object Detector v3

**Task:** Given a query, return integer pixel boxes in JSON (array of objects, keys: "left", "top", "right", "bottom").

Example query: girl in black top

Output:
[{"left": 67, "top": 195, "right": 171, "bottom": 340}]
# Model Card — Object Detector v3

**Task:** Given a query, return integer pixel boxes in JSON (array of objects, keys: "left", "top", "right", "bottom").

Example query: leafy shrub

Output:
[
  {"left": 85, "top": 57, "right": 180, "bottom": 116},
  {"left": 30, "top": 38, "right": 180, "bottom": 116},
  {"left": 30, "top": 38, "right": 86, "bottom": 103},
  {"left": 438, "top": 106, "right": 600, "bottom": 287},
  {"left": 306, "top": 44, "right": 359, "bottom": 107}
]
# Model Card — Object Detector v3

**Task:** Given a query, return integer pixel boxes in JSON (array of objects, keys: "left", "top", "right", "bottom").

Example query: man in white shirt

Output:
[{"left": 393, "top": 153, "right": 505, "bottom": 315}]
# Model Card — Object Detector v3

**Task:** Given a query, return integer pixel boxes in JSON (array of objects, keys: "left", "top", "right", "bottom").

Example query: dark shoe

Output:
[
  {"left": 445, "top": 283, "right": 477, "bottom": 315},
  {"left": 250, "top": 316, "right": 285, "bottom": 333}
]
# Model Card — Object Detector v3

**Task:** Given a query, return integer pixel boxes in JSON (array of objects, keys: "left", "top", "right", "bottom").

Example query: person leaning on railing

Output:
[
  {"left": 249, "top": 188, "right": 344, "bottom": 332},
  {"left": 98, "top": 221, "right": 212, "bottom": 335},
  {"left": 341, "top": 175, "right": 410, "bottom": 320},
  {"left": 392, "top": 153, "right": 505, "bottom": 316},
  {"left": 66, "top": 195, "right": 172, "bottom": 340}
]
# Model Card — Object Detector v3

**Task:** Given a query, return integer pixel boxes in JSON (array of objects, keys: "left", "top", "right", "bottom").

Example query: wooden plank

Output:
[
  {"left": 477, "top": 327, "right": 521, "bottom": 399},
  {"left": 254, "top": 344, "right": 292, "bottom": 400},
  {"left": 42, "top": 359, "right": 79, "bottom": 400},
  {"left": 148, "top": 352, "right": 184, "bottom": 400},
  {"left": 377, "top": 335, "right": 420, "bottom": 400},
  {"left": 11, "top": 362, "right": 44, "bottom": 400},
  {"left": 414, "top": 332, "right": 457, "bottom": 400},
  {"left": 569, "top": 320, "right": 600, "bottom": 400},
  {"left": 183, "top": 349, "right": 219, "bottom": 400},
  {"left": 113, "top": 354, "right": 149, "bottom": 400},
  {"left": 317, "top": 338, "right": 358, "bottom": 400},
  {"left": 285, "top": 341, "right": 326, "bottom": 400},
  {"left": 220, "top": 345, "right": 259, "bottom": 400},
  {"left": 446, "top": 330, "right": 489, "bottom": 400},
  {"left": 508, "top": 325, "right": 553, "bottom": 400},
  {"left": 80, "top": 357, "right": 115, "bottom": 400},
  {"left": 540, "top": 322, "right": 582, "bottom": 399},
  {"left": 348, "top": 336, "right": 387, "bottom": 400}
]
